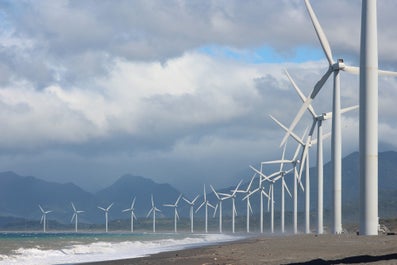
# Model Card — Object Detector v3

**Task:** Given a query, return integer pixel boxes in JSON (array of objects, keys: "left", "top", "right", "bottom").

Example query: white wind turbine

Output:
[
  {"left": 210, "top": 185, "right": 230, "bottom": 233},
  {"left": 98, "top": 203, "right": 113, "bottom": 233},
  {"left": 164, "top": 194, "right": 182, "bottom": 233},
  {"left": 219, "top": 180, "right": 243, "bottom": 234},
  {"left": 268, "top": 143, "right": 293, "bottom": 234},
  {"left": 39, "top": 205, "right": 52, "bottom": 233},
  {"left": 249, "top": 166, "right": 273, "bottom": 234},
  {"left": 358, "top": 0, "right": 397, "bottom": 235},
  {"left": 282, "top": 0, "right": 397, "bottom": 234},
  {"left": 146, "top": 194, "right": 161, "bottom": 233},
  {"left": 71, "top": 202, "right": 84, "bottom": 232},
  {"left": 183, "top": 195, "right": 200, "bottom": 233},
  {"left": 261, "top": 139, "right": 304, "bottom": 234},
  {"left": 196, "top": 185, "right": 215, "bottom": 233},
  {"left": 122, "top": 197, "right": 137, "bottom": 233},
  {"left": 240, "top": 174, "right": 257, "bottom": 233}
]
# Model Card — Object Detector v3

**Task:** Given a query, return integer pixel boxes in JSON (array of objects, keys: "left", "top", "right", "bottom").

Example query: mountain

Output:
[
  {"left": 0, "top": 150, "right": 396, "bottom": 228},
  {"left": 0, "top": 172, "right": 183, "bottom": 224},
  {"left": 95, "top": 174, "right": 181, "bottom": 219},
  {"left": 0, "top": 171, "right": 95, "bottom": 223}
]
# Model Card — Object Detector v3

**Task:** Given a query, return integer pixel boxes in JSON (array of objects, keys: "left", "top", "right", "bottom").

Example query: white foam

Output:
[{"left": 0, "top": 233, "right": 241, "bottom": 265}]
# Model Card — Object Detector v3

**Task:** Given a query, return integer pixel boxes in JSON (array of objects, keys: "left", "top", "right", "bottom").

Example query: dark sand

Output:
[{"left": 80, "top": 233, "right": 397, "bottom": 265}]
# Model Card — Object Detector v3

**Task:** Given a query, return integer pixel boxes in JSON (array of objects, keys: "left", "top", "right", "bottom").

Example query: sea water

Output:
[{"left": 0, "top": 232, "right": 242, "bottom": 265}]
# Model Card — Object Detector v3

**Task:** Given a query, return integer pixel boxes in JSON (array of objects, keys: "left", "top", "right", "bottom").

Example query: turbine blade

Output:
[
  {"left": 151, "top": 194, "right": 154, "bottom": 207},
  {"left": 248, "top": 200, "right": 253, "bottom": 214},
  {"left": 98, "top": 206, "right": 106, "bottom": 211},
  {"left": 39, "top": 205, "right": 44, "bottom": 213},
  {"left": 304, "top": 0, "right": 334, "bottom": 65},
  {"left": 280, "top": 97, "right": 312, "bottom": 147},
  {"left": 341, "top": 105, "right": 359, "bottom": 114},
  {"left": 203, "top": 184, "right": 207, "bottom": 201},
  {"left": 232, "top": 180, "right": 243, "bottom": 195},
  {"left": 342, "top": 65, "right": 359, "bottom": 74},
  {"left": 213, "top": 204, "right": 218, "bottom": 218},
  {"left": 146, "top": 208, "right": 153, "bottom": 218},
  {"left": 269, "top": 115, "right": 304, "bottom": 146},
  {"left": 71, "top": 213, "right": 76, "bottom": 223},
  {"left": 284, "top": 69, "right": 317, "bottom": 117},
  {"left": 378, "top": 69, "right": 397, "bottom": 76},
  {"left": 107, "top": 203, "right": 114, "bottom": 211},
  {"left": 311, "top": 67, "right": 333, "bottom": 99},
  {"left": 71, "top": 202, "right": 76, "bottom": 212},
  {"left": 192, "top": 195, "right": 200, "bottom": 204},
  {"left": 246, "top": 173, "right": 256, "bottom": 192},
  {"left": 131, "top": 197, "right": 136, "bottom": 209},
  {"left": 196, "top": 202, "right": 205, "bottom": 213},
  {"left": 175, "top": 194, "right": 183, "bottom": 205},
  {"left": 283, "top": 179, "right": 292, "bottom": 198},
  {"left": 210, "top": 185, "right": 220, "bottom": 200}
]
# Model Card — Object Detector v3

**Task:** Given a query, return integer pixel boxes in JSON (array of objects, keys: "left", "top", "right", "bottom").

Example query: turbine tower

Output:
[
  {"left": 122, "top": 197, "right": 137, "bottom": 233},
  {"left": 39, "top": 205, "right": 52, "bottom": 233},
  {"left": 359, "top": 0, "right": 378, "bottom": 236},
  {"left": 71, "top": 202, "right": 84, "bottom": 232},
  {"left": 98, "top": 203, "right": 113, "bottom": 233}
]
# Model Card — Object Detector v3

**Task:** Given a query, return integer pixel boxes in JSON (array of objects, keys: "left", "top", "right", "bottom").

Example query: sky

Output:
[{"left": 0, "top": 0, "right": 396, "bottom": 195}]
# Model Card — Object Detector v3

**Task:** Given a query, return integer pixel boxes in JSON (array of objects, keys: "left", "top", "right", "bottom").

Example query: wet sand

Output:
[{"left": 80, "top": 233, "right": 397, "bottom": 265}]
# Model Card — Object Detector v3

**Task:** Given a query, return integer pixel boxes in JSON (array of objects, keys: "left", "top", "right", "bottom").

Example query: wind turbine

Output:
[
  {"left": 146, "top": 194, "right": 161, "bottom": 233},
  {"left": 210, "top": 185, "right": 230, "bottom": 233},
  {"left": 196, "top": 184, "right": 215, "bottom": 233},
  {"left": 249, "top": 166, "right": 273, "bottom": 233},
  {"left": 261, "top": 139, "right": 303, "bottom": 234},
  {"left": 39, "top": 205, "right": 52, "bottom": 233},
  {"left": 265, "top": 143, "right": 293, "bottom": 234},
  {"left": 122, "top": 197, "right": 137, "bottom": 233},
  {"left": 164, "top": 194, "right": 182, "bottom": 233},
  {"left": 98, "top": 203, "right": 113, "bottom": 233},
  {"left": 240, "top": 174, "right": 257, "bottom": 233},
  {"left": 219, "top": 180, "right": 243, "bottom": 234},
  {"left": 71, "top": 202, "right": 84, "bottom": 232},
  {"left": 183, "top": 195, "right": 199, "bottom": 233}
]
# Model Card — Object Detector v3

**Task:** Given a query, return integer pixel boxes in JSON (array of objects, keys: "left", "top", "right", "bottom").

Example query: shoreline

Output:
[{"left": 78, "top": 233, "right": 397, "bottom": 265}]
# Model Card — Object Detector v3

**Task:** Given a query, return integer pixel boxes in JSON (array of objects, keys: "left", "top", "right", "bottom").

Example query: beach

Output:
[{"left": 80, "top": 233, "right": 397, "bottom": 265}]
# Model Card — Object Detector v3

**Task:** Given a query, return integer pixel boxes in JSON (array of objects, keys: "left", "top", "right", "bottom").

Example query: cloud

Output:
[{"left": 0, "top": 0, "right": 396, "bottom": 194}]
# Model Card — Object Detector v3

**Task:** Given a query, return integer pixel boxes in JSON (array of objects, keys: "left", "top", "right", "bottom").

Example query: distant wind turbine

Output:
[
  {"left": 220, "top": 180, "right": 243, "bottom": 234},
  {"left": 183, "top": 195, "right": 199, "bottom": 233},
  {"left": 249, "top": 166, "right": 274, "bottom": 233},
  {"left": 122, "top": 197, "right": 137, "bottom": 233},
  {"left": 146, "top": 195, "right": 161, "bottom": 233},
  {"left": 210, "top": 185, "right": 230, "bottom": 233},
  {"left": 241, "top": 174, "right": 257, "bottom": 233},
  {"left": 71, "top": 202, "right": 84, "bottom": 232},
  {"left": 98, "top": 203, "right": 113, "bottom": 233},
  {"left": 163, "top": 194, "right": 182, "bottom": 233},
  {"left": 39, "top": 205, "right": 52, "bottom": 233},
  {"left": 196, "top": 185, "right": 215, "bottom": 233}
]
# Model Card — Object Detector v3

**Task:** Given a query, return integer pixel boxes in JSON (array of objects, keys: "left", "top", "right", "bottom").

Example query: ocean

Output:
[{"left": 0, "top": 231, "right": 242, "bottom": 265}]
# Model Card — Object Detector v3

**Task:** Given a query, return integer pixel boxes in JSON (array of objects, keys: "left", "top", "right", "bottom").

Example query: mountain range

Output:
[{"left": 0, "top": 151, "right": 396, "bottom": 227}]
